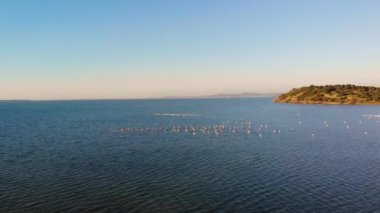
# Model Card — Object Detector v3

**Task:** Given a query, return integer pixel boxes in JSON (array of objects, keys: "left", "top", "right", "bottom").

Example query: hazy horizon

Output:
[{"left": 1, "top": 0, "right": 379, "bottom": 100}]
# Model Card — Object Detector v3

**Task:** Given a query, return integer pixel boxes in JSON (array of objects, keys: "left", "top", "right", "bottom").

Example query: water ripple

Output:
[{"left": 1, "top": 99, "right": 380, "bottom": 212}]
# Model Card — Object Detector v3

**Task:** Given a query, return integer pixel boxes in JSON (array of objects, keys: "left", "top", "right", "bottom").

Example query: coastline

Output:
[{"left": 274, "top": 100, "right": 380, "bottom": 106}]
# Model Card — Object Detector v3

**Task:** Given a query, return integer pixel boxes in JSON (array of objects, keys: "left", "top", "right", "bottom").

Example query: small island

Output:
[{"left": 274, "top": 85, "right": 380, "bottom": 105}]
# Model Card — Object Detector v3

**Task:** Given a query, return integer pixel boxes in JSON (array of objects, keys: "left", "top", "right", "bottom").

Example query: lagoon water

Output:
[{"left": 1, "top": 98, "right": 380, "bottom": 212}]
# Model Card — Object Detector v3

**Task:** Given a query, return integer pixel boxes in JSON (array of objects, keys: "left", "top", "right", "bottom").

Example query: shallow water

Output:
[{"left": 1, "top": 98, "right": 380, "bottom": 212}]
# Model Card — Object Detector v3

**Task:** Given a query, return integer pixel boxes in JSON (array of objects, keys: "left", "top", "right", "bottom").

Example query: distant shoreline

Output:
[
  {"left": 0, "top": 96, "right": 276, "bottom": 102},
  {"left": 0, "top": 92, "right": 279, "bottom": 102}
]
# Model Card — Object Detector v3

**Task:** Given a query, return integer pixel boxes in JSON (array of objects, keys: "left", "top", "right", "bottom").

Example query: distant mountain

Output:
[
  {"left": 162, "top": 92, "right": 279, "bottom": 99},
  {"left": 274, "top": 85, "right": 380, "bottom": 105}
]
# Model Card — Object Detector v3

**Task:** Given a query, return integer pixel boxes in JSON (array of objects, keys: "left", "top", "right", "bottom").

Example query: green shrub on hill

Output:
[{"left": 275, "top": 85, "right": 380, "bottom": 105}]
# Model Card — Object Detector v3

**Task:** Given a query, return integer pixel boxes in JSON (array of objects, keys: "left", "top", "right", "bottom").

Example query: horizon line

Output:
[
  {"left": 0, "top": 92, "right": 280, "bottom": 102},
  {"left": 0, "top": 96, "right": 278, "bottom": 102}
]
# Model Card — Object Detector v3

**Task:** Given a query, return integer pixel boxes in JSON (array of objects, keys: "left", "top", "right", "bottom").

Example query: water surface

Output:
[{"left": 1, "top": 98, "right": 380, "bottom": 212}]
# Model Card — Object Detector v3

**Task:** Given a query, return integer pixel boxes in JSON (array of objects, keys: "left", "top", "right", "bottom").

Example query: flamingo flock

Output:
[{"left": 119, "top": 113, "right": 377, "bottom": 138}]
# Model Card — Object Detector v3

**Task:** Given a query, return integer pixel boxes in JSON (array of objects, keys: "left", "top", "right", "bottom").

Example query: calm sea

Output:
[{"left": 1, "top": 98, "right": 380, "bottom": 212}]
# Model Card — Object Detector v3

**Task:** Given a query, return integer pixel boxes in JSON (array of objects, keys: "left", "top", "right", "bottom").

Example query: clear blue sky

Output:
[{"left": 1, "top": 0, "right": 379, "bottom": 99}]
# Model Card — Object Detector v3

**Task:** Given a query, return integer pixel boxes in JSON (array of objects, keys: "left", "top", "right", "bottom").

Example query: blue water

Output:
[{"left": 1, "top": 98, "right": 380, "bottom": 212}]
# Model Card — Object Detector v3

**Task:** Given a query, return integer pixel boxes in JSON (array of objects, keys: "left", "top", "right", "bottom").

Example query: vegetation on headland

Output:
[{"left": 274, "top": 85, "right": 380, "bottom": 105}]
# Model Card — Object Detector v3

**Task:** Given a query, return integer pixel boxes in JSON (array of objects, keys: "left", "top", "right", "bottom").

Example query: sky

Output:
[{"left": 1, "top": 0, "right": 379, "bottom": 100}]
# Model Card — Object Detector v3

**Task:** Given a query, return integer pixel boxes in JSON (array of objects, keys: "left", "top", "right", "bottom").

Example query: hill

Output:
[
  {"left": 274, "top": 85, "right": 380, "bottom": 105},
  {"left": 162, "top": 92, "right": 278, "bottom": 99}
]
